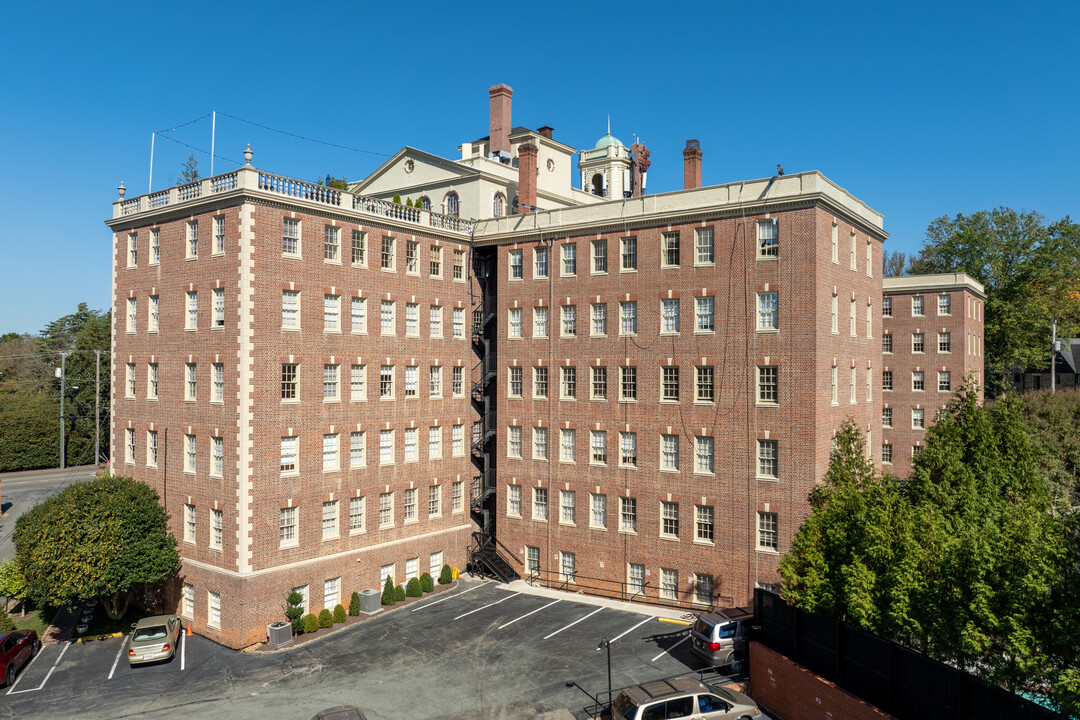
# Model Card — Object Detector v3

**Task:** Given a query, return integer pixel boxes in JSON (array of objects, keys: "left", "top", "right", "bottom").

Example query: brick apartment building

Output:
[
  {"left": 106, "top": 84, "right": 981, "bottom": 648},
  {"left": 880, "top": 274, "right": 985, "bottom": 478}
]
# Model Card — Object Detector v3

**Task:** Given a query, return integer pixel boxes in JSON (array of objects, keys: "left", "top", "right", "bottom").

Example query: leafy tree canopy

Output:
[
  {"left": 14, "top": 473, "right": 179, "bottom": 619},
  {"left": 781, "top": 395, "right": 1076, "bottom": 713},
  {"left": 910, "top": 208, "right": 1080, "bottom": 393}
]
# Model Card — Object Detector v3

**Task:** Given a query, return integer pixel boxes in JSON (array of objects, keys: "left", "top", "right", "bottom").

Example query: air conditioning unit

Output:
[
  {"left": 267, "top": 621, "right": 293, "bottom": 647},
  {"left": 359, "top": 588, "right": 381, "bottom": 614}
]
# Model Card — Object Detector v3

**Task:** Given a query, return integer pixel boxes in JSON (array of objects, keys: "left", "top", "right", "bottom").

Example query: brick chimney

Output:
[
  {"left": 518, "top": 142, "right": 538, "bottom": 214},
  {"left": 683, "top": 139, "right": 703, "bottom": 190},
  {"left": 537, "top": 126, "right": 554, "bottom": 140},
  {"left": 489, "top": 84, "right": 513, "bottom": 156}
]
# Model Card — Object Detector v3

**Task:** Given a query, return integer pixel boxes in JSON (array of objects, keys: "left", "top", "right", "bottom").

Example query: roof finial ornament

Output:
[{"left": 607, "top": 114, "right": 611, "bottom": 135}]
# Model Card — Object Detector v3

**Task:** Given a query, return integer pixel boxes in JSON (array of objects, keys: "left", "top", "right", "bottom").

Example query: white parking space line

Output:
[
  {"left": 7, "top": 641, "right": 69, "bottom": 695},
  {"left": 651, "top": 633, "right": 689, "bottom": 662},
  {"left": 181, "top": 630, "right": 186, "bottom": 671},
  {"left": 498, "top": 599, "right": 561, "bottom": 629},
  {"left": 454, "top": 592, "right": 521, "bottom": 620},
  {"left": 108, "top": 637, "right": 127, "bottom": 680},
  {"left": 543, "top": 606, "right": 603, "bottom": 639},
  {"left": 411, "top": 580, "right": 491, "bottom": 612},
  {"left": 609, "top": 616, "right": 654, "bottom": 644}
]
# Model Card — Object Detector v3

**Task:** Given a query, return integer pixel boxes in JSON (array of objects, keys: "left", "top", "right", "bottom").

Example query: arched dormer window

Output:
[
  {"left": 493, "top": 193, "right": 506, "bottom": 217},
  {"left": 445, "top": 192, "right": 459, "bottom": 217},
  {"left": 419, "top": 196, "right": 431, "bottom": 211}
]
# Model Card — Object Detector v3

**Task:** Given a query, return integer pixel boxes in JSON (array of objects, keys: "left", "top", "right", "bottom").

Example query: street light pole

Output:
[
  {"left": 95, "top": 349, "right": 101, "bottom": 465},
  {"left": 598, "top": 637, "right": 612, "bottom": 708}
]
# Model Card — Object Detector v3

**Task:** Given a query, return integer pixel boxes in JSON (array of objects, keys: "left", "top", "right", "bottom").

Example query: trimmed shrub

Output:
[
  {"left": 406, "top": 577, "right": 422, "bottom": 597},
  {"left": 318, "top": 608, "right": 333, "bottom": 628},
  {"left": 405, "top": 198, "right": 414, "bottom": 207},
  {"left": 348, "top": 591, "right": 361, "bottom": 616},
  {"left": 393, "top": 584, "right": 406, "bottom": 602},
  {"left": 285, "top": 591, "right": 305, "bottom": 633},
  {"left": 333, "top": 604, "right": 346, "bottom": 623},
  {"left": 420, "top": 572, "right": 434, "bottom": 593},
  {"left": 392, "top": 193, "right": 402, "bottom": 204},
  {"left": 303, "top": 613, "right": 318, "bottom": 634},
  {"left": 382, "top": 575, "right": 396, "bottom": 606},
  {"left": 439, "top": 564, "right": 453, "bottom": 585}
]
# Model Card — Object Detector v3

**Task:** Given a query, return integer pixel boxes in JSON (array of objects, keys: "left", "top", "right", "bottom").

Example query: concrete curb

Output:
[{"left": 76, "top": 631, "right": 125, "bottom": 643}]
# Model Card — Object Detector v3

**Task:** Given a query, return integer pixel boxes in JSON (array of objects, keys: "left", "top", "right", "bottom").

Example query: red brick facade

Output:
[
  {"left": 111, "top": 190, "right": 477, "bottom": 647},
  {"left": 108, "top": 160, "right": 981, "bottom": 648},
  {"left": 880, "top": 276, "right": 985, "bottom": 478},
  {"left": 750, "top": 642, "right": 896, "bottom": 720},
  {"left": 489, "top": 202, "right": 884, "bottom": 607}
]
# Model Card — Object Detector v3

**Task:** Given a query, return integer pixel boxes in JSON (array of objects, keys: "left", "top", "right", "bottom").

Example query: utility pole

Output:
[
  {"left": 95, "top": 350, "right": 101, "bottom": 465},
  {"left": 1051, "top": 318, "right": 1058, "bottom": 395},
  {"left": 59, "top": 352, "right": 67, "bottom": 469}
]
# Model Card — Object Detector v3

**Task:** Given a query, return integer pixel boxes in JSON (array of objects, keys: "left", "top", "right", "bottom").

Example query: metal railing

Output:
[{"left": 523, "top": 568, "right": 727, "bottom": 611}]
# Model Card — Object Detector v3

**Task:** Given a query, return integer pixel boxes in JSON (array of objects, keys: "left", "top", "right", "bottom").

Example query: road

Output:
[
  {"left": 0, "top": 465, "right": 97, "bottom": 560},
  {"left": 2, "top": 580, "right": 752, "bottom": 720}
]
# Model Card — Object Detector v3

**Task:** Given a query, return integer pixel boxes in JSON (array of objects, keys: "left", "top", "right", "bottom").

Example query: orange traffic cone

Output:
[{"left": 186, "top": 624, "right": 193, "bottom": 637}]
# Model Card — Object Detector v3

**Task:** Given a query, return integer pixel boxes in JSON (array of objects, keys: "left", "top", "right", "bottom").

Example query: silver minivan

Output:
[{"left": 689, "top": 607, "right": 753, "bottom": 672}]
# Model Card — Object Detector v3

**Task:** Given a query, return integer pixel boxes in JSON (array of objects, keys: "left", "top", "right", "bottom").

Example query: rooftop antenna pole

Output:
[
  {"left": 149, "top": 132, "right": 155, "bottom": 193},
  {"left": 210, "top": 110, "right": 216, "bottom": 177}
]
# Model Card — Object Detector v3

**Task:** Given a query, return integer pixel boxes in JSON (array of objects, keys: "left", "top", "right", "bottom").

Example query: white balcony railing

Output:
[{"left": 112, "top": 165, "right": 472, "bottom": 235}]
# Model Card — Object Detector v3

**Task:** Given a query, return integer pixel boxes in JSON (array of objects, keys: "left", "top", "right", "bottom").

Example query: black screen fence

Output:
[{"left": 753, "top": 590, "right": 1061, "bottom": 720}]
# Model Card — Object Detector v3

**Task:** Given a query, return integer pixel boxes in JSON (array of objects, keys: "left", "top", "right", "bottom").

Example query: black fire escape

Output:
[{"left": 467, "top": 248, "right": 519, "bottom": 583}]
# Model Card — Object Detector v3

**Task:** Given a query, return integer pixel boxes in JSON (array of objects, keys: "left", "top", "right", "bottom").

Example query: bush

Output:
[
  {"left": 0, "top": 608, "right": 13, "bottom": 633},
  {"left": 439, "top": 564, "right": 453, "bottom": 585},
  {"left": 405, "top": 198, "right": 414, "bottom": 207},
  {"left": 333, "top": 604, "right": 346, "bottom": 623},
  {"left": 285, "top": 591, "right": 305, "bottom": 633},
  {"left": 420, "top": 572, "right": 434, "bottom": 593},
  {"left": 303, "top": 613, "right": 318, "bottom": 633},
  {"left": 392, "top": 193, "right": 402, "bottom": 204},
  {"left": 393, "top": 585, "right": 406, "bottom": 602},
  {"left": 406, "top": 577, "right": 422, "bottom": 597},
  {"left": 382, "top": 575, "right": 396, "bottom": 606},
  {"left": 348, "top": 591, "right": 361, "bottom": 616},
  {"left": 318, "top": 609, "right": 333, "bottom": 628}
]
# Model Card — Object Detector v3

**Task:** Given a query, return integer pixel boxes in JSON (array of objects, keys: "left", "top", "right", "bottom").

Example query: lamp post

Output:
[
  {"left": 598, "top": 637, "right": 612, "bottom": 708},
  {"left": 57, "top": 353, "right": 68, "bottom": 469}
]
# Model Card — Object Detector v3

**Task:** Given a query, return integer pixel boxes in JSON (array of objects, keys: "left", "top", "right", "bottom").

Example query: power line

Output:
[
  {"left": 216, "top": 111, "right": 393, "bottom": 158},
  {"left": 154, "top": 112, "right": 212, "bottom": 135},
  {"left": 155, "top": 133, "right": 243, "bottom": 167}
]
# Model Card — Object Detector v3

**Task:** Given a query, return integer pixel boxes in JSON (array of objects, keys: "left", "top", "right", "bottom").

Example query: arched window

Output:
[
  {"left": 493, "top": 193, "right": 505, "bottom": 217},
  {"left": 419, "top": 196, "right": 431, "bottom": 211},
  {"left": 445, "top": 192, "right": 459, "bottom": 217},
  {"left": 512, "top": 196, "right": 519, "bottom": 214},
  {"left": 591, "top": 174, "right": 604, "bottom": 197}
]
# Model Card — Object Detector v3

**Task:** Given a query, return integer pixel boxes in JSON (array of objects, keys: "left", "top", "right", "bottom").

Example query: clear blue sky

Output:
[{"left": 1, "top": 1, "right": 1076, "bottom": 335}]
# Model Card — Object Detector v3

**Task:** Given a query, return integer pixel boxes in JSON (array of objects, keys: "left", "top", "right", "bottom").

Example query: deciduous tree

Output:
[
  {"left": 14, "top": 473, "right": 179, "bottom": 619},
  {"left": 910, "top": 209, "right": 1080, "bottom": 393}
]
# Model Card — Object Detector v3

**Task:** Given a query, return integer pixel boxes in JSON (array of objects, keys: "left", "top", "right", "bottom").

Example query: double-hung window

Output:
[
  {"left": 282, "top": 219, "right": 299, "bottom": 255},
  {"left": 620, "top": 236, "right": 637, "bottom": 271},
  {"left": 620, "top": 301, "right": 637, "bottom": 335},
  {"left": 561, "top": 243, "right": 576, "bottom": 276},
  {"left": 351, "top": 297, "right": 367, "bottom": 333},
  {"left": 186, "top": 291, "right": 198, "bottom": 329},
  {"left": 757, "top": 292, "right": 778, "bottom": 331},
  {"left": 282, "top": 291, "right": 299, "bottom": 329},
  {"left": 695, "top": 297, "right": 714, "bottom": 332},
  {"left": 757, "top": 366, "right": 778, "bottom": 405},
  {"left": 561, "top": 305, "right": 576, "bottom": 336},
  {"left": 661, "top": 299, "right": 680, "bottom": 334},
  {"left": 509, "top": 250, "right": 523, "bottom": 280},
  {"left": 592, "top": 239, "right": 607, "bottom": 273},
  {"left": 324, "top": 294, "right": 340, "bottom": 332},
  {"left": 695, "top": 227, "right": 714, "bottom": 265},
  {"left": 696, "top": 366, "right": 714, "bottom": 403},
  {"left": 591, "top": 303, "right": 607, "bottom": 336},
  {"left": 757, "top": 220, "right": 778, "bottom": 257},
  {"left": 324, "top": 226, "right": 339, "bottom": 262},
  {"left": 662, "top": 233, "right": 680, "bottom": 267},
  {"left": 352, "top": 231, "right": 366, "bottom": 266}
]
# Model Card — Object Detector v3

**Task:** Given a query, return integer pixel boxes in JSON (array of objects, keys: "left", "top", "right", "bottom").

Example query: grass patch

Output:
[{"left": 11, "top": 607, "right": 55, "bottom": 636}]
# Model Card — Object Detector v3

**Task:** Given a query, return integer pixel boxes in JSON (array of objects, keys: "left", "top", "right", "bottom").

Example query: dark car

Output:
[{"left": 0, "top": 630, "right": 40, "bottom": 687}]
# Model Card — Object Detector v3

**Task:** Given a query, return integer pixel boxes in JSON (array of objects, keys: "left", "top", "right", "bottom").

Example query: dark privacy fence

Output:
[{"left": 753, "top": 590, "right": 1060, "bottom": 720}]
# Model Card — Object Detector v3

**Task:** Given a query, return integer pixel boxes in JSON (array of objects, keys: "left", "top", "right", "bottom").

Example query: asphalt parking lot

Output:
[{"left": 2, "top": 579, "right": 747, "bottom": 720}]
